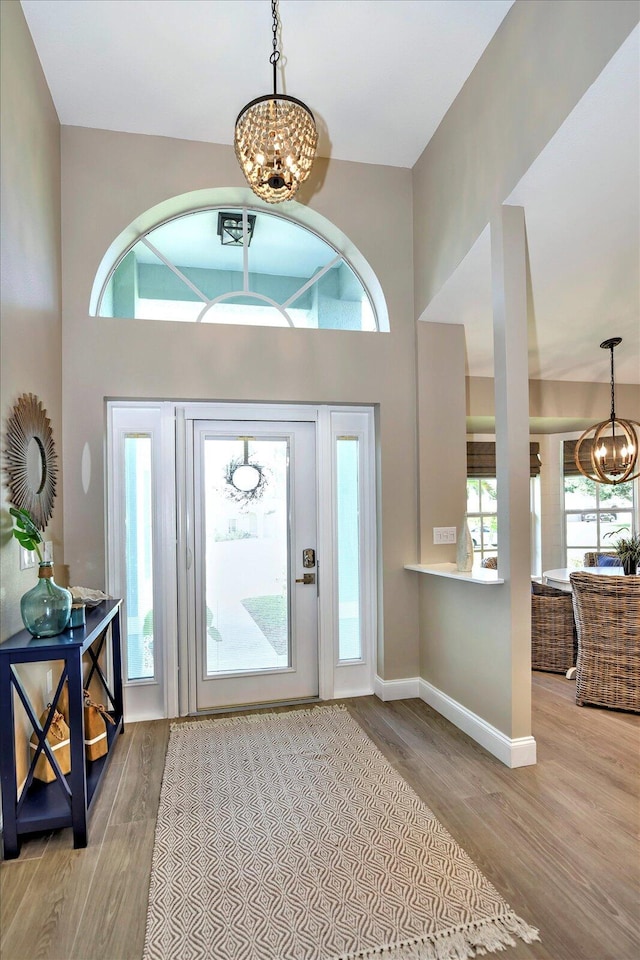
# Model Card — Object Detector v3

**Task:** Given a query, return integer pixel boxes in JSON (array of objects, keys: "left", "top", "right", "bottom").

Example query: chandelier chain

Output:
[
  {"left": 609, "top": 343, "right": 616, "bottom": 423},
  {"left": 270, "top": 0, "right": 280, "bottom": 94}
]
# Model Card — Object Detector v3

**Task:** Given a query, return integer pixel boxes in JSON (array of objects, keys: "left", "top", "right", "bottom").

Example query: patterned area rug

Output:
[{"left": 144, "top": 705, "right": 539, "bottom": 960}]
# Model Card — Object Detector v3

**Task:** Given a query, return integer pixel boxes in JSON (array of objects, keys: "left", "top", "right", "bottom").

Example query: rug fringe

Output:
[
  {"left": 171, "top": 702, "right": 347, "bottom": 732},
  {"left": 335, "top": 913, "right": 540, "bottom": 960}
]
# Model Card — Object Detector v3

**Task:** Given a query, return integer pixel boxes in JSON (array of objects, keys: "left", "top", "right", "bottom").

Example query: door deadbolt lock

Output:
[
  {"left": 295, "top": 573, "right": 316, "bottom": 585},
  {"left": 303, "top": 548, "right": 315, "bottom": 568}
]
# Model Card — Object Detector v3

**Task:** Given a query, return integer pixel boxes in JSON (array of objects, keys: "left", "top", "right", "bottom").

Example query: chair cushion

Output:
[{"left": 596, "top": 554, "right": 619, "bottom": 566}]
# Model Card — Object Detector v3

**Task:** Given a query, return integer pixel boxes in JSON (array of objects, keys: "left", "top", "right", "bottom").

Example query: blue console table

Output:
[{"left": 0, "top": 599, "right": 123, "bottom": 859}]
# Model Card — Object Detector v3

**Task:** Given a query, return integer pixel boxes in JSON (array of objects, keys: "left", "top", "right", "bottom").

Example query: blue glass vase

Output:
[{"left": 21, "top": 562, "right": 72, "bottom": 638}]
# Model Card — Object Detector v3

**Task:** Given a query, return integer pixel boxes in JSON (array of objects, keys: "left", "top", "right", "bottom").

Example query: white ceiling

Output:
[
  {"left": 20, "top": 0, "right": 514, "bottom": 168},
  {"left": 19, "top": 1, "right": 639, "bottom": 385}
]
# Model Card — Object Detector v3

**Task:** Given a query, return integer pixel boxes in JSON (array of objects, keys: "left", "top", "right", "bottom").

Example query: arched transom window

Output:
[{"left": 95, "top": 206, "right": 381, "bottom": 331}]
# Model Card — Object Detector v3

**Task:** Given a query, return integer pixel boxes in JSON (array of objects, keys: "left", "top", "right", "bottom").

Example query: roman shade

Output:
[
  {"left": 467, "top": 442, "right": 541, "bottom": 478},
  {"left": 563, "top": 439, "right": 594, "bottom": 477}
]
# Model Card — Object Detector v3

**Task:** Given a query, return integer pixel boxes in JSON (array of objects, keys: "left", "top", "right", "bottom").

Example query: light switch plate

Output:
[
  {"left": 433, "top": 526, "right": 457, "bottom": 545},
  {"left": 19, "top": 548, "right": 37, "bottom": 571}
]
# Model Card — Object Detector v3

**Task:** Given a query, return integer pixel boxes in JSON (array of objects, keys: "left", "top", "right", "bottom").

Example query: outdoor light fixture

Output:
[
  {"left": 217, "top": 212, "right": 256, "bottom": 247},
  {"left": 234, "top": 0, "right": 318, "bottom": 204},
  {"left": 574, "top": 337, "right": 640, "bottom": 484}
]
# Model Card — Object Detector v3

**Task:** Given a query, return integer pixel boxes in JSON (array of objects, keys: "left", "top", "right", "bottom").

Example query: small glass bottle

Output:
[{"left": 21, "top": 562, "right": 72, "bottom": 638}]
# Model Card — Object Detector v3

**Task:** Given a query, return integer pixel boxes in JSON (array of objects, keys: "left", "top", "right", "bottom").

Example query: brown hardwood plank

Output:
[
  {"left": 1, "top": 675, "right": 638, "bottom": 960},
  {"left": 0, "top": 733, "right": 129, "bottom": 960},
  {"left": 69, "top": 818, "right": 156, "bottom": 960},
  {"left": 449, "top": 787, "right": 638, "bottom": 960},
  {"left": 346, "top": 687, "right": 640, "bottom": 960},
  {"left": 109, "top": 719, "right": 169, "bottom": 825},
  {"left": 0, "top": 859, "right": 39, "bottom": 955}
]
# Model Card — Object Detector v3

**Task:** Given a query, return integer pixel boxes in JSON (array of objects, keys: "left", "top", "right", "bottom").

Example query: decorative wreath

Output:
[
  {"left": 4, "top": 393, "right": 58, "bottom": 530},
  {"left": 223, "top": 455, "right": 268, "bottom": 506}
]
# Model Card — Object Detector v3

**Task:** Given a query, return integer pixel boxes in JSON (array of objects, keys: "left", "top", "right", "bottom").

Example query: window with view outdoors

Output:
[
  {"left": 466, "top": 479, "right": 498, "bottom": 563},
  {"left": 563, "top": 440, "right": 635, "bottom": 568},
  {"left": 465, "top": 442, "right": 541, "bottom": 566},
  {"left": 336, "top": 437, "right": 361, "bottom": 661},
  {"left": 96, "top": 207, "right": 379, "bottom": 332},
  {"left": 124, "top": 435, "right": 155, "bottom": 681}
]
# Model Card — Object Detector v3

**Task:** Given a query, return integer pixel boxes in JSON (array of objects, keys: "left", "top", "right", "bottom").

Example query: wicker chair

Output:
[
  {"left": 570, "top": 572, "right": 640, "bottom": 712},
  {"left": 531, "top": 581, "right": 577, "bottom": 673},
  {"left": 583, "top": 552, "right": 617, "bottom": 567}
]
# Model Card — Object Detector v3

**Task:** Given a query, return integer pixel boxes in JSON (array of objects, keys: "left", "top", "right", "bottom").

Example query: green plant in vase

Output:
[
  {"left": 10, "top": 506, "right": 72, "bottom": 636},
  {"left": 605, "top": 527, "right": 640, "bottom": 575},
  {"left": 10, "top": 506, "right": 44, "bottom": 560}
]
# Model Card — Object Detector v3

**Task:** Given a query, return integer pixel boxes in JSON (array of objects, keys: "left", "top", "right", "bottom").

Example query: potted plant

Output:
[
  {"left": 9, "top": 506, "right": 72, "bottom": 636},
  {"left": 606, "top": 529, "right": 640, "bottom": 575}
]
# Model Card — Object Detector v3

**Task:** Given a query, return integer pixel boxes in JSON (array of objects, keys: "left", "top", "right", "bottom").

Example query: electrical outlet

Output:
[
  {"left": 46, "top": 669, "right": 53, "bottom": 698},
  {"left": 433, "top": 526, "right": 457, "bottom": 545},
  {"left": 19, "top": 548, "right": 37, "bottom": 571}
]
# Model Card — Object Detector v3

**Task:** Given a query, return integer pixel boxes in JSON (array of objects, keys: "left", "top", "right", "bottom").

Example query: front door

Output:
[{"left": 190, "top": 420, "right": 318, "bottom": 711}]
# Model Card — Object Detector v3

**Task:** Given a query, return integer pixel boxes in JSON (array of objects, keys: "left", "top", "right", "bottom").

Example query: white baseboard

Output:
[
  {"left": 123, "top": 709, "right": 163, "bottom": 723},
  {"left": 334, "top": 685, "right": 375, "bottom": 699},
  {"left": 374, "top": 675, "right": 421, "bottom": 701},
  {"left": 418, "top": 679, "right": 536, "bottom": 768}
]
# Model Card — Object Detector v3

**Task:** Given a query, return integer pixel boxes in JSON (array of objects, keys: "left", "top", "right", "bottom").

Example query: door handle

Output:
[{"left": 295, "top": 573, "right": 316, "bottom": 584}]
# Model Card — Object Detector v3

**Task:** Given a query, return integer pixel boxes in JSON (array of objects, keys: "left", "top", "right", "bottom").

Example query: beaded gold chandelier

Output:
[
  {"left": 234, "top": 0, "right": 318, "bottom": 204},
  {"left": 574, "top": 337, "right": 639, "bottom": 484}
]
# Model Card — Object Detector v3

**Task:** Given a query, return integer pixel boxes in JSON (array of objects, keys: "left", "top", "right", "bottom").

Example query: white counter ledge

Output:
[{"left": 404, "top": 562, "right": 505, "bottom": 585}]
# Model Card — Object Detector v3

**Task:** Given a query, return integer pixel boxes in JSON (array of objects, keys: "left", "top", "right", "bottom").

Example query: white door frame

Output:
[{"left": 107, "top": 400, "right": 377, "bottom": 720}]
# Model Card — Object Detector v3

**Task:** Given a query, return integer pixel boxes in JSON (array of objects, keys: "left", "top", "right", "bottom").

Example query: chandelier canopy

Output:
[
  {"left": 234, "top": 0, "right": 318, "bottom": 204},
  {"left": 574, "top": 337, "right": 639, "bottom": 485}
]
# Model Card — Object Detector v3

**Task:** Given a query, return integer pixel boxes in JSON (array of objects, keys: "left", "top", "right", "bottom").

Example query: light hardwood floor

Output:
[{"left": 1, "top": 673, "right": 638, "bottom": 960}]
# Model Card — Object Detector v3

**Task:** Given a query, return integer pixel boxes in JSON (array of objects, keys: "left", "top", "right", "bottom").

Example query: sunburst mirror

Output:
[{"left": 4, "top": 393, "right": 58, "bottom": 530}]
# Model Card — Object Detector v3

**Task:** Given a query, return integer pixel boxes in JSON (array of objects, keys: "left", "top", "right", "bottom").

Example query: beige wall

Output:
[
  {"left": 415, "top": 210, "right": 533, "bottom": 743},
  {"left": 0, "top": 1, "right": 63, "bottom": 641},
  {"left": 415, "top": 320, "right": 519, "bottom": 733},
  {"left": 412, "top": 0, "right": 639, "bottom": 317},
  {"left": 60, "top": 126, "right": 420, "bottom": 682},
  {"left": 419, "top": 578, "right": 515, "bottom": 731},
  {"left": 0, "top": 0, "right": 63, "bottom": 782},
  {"left": 416, "top": 322, "right": 467, "bottom": 564},
  {"left": 468, "top": 376, "right": 640, "bottom": 425}
]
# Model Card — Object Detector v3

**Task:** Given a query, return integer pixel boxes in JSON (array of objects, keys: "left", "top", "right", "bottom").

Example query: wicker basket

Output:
[
  {"left": 570, "top": 572, "right": 640, "bottom": 712},
  {"left": 531, "top": 581, "right": 577, "bottom": 673}
]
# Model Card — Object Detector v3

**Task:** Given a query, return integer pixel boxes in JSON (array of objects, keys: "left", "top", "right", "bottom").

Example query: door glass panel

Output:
[
  {"left": 336, "top": 438, "right": 361, "bottom": 660},
  {"left": 202, "top": 436, "right": 290, "bottom": 676},
  {"left": 124, "top": 435, "right": 155, "bottom": 681}
]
